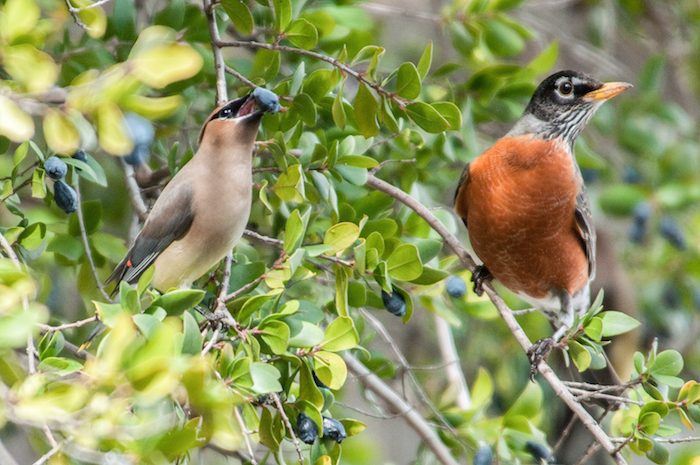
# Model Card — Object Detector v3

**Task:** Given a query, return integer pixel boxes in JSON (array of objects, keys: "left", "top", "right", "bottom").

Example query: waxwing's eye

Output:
[
  {"left": 558, "top": 80, "right": 574, "bottom": 96},
  {"left": 219, "top": 107, "right": 234, "bottom": 119}
]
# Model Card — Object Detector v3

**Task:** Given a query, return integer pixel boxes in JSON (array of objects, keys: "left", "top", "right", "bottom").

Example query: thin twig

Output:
[
  {"left": 270, "top": 393, "right": 303, "bottom": 464},
  {"left": 568, "top": 387, "right": 642, "bottom": 406},
  {"left": 121, "top": 160, "right": 148, "bottom": 221},
  {"left": 611, "top": 436, "right": 700, "bottom": 444},
  {"left": 225, "top": 66, "right": 258, "bottom": 89},
  {"left": 573, "top": 441, "right": 601, "bottom": 465},
  {"left": 359, "top": 309, "right": 465, "bottom": 441},
  {"left": 31, "top": 442, "right": 62, "bottom": 465},
  {"left": 364, "top": 173, "right": 627, "bottom": 465},
  {"left": 234, "top": 406, "right": 259, "bottom": 465},
  {"left": 203, "top": 0, "right": 228, "bottom": 105},
  {"left": 73, "top": 176, "right": 112, "bottom": 301},
  {"left": 38, "top": 315, "right": 98, "bottom": 332},
  {"left": 243, "top": 229, "right": 354, "bottom": 267},
  {"left": 201, "top": 326, "right": 220, "bottom": 355},
  {"left": 433, "top": 315, "right": 471, "bottom": 410},
  {"left": 216, "top": 39, "right": 408, "bottom": 108},
  {"left": 344, "top": 354, "right": 461, "bottom": 465},
  {"left": 223, "top": 274, "right": 265, "bottom": 302}
]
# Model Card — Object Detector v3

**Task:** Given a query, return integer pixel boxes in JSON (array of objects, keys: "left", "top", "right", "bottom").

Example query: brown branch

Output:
[
  {"left": 73, "top": 176, "right": 112, "bottom": 302},
  {"left": 216, "top": 39, "right": 408, "bottom": 108},
  {"left": 364, "top": 173, "right": 627, "bottom": 465},
  {"left": 203, "top": 0, "right": 228, "bottom": 105},
  {"left": 224, "top": 65, "right": 258, "bottom": 89},
  {"left": 270, "top": 393, "right": 303, "bottom": 463},
  {"left": 38, "top": 315, "right": 98, "bottom": 332},
  {"left": 344, "top": 354, "right": 461, "bottom": 465}
]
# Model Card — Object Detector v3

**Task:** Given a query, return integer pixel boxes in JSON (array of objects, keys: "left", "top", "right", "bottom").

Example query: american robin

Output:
[{"left": 453, "top": 70, "right": 631, "bottom": 369}]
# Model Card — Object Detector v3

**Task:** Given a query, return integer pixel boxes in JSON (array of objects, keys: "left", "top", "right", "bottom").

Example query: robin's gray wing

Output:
[
  {"left": 106, "top": 184, "right": 194, "bottom": 291},
  {"left": 574, "top": 187, "right": 596, "bottom": 280}
]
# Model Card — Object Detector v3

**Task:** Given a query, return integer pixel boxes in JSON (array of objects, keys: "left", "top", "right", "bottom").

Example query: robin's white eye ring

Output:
[{"left": 558, "top": 81, "right": 573, "bottom": 96}]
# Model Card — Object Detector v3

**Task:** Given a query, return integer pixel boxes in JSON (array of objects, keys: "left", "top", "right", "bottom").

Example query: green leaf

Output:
[
  {"left": 32, "top": 169, "right": 46, "bottom": 199},
  {"left": 598, "top": 185, "right": 646, "bottom": 216},
  {"left": 483, "top": 17, "right": 525, "bottom": 57},
  {"left": 259, "top": 320, "right": 290, "bottom": 355},
  {"left": 314, "top": 351, "right": 347, "bottom": 390},
  {"left": 150, "top": 289, "right": 205, "bottom": 315},
  {"left": 583, "top": 316, "right": 603, "bottom": 341},
  {"left": 353, "top": 84, "right": 379, "bottom": 137},
  {"left": 639, "top": 412, "right": 661, "bottom": 435},
  {"left": 38, "top": 357, "right": 83, "bottom": 376},
  {"left": 63, "top": 156, "right": 108, "bottom": 187},
  {"left": 646, "top": 441, "right": 670, "bottom": 465},
  {"left": 395, "top": 62, "right": 421, "bottom": 99},
  {"left": 221, "top": 0, "right": 254, "bottom": 35},
  {"left": 250, "top": 362, "right": 283, "bottom": 393},
  {"left": 0, "top": 0, "right": 39, "bottom": 43},
  {"left": 526, "top": 41, "right": 559, "bottom": 75},
  {"left": 321, "top": 316, "right": 359, "bottom": 352},
  {"left": 332, "top": 91, "right": 347, "bottom": 129},
  {"left": 299, "top": 362, "right": 324, "bottom": 409},
  {"left": 431, "top": 102, "right": 462, "bottom": 130},
  {"left": 386, "top": 243, "right": 423, "bottom": 281},
  {"left": 568, "top": 340, "right": 591, "bottom": 372},
  {"left": 274, "top": 164, "right": 305, "bottom": 202},
  {"left": 324, "top": 223, "right": 360, "bottom": 254},
  {"left": 284, "top": 209, "right": 310, "bottom": 254},
  {"left": 405, "top": 102, "right": 449, "bottom": 133},
  {"left": 292, "top": 93, "right": 317, "bottom": 126},
  {"left": 600, "top": 311, "right": 641, "bottom": 337},
  {"left": 3, "top": 44, "right": 58, "bottom": 93},
  {"left": 471, "top": 367, "right": 494, "bottom": 410},
  {"left": 181, "top": 311, "right": 202, "bottom": 355},
  {"left": 131, "top": 43, "right": 203, "bottom": 89},
  {"left": 285, "top": 19, "right": 318, "bottom": 49},
  {"left": 69, "top": 200, "right": 102, "bottom": 236},
  {"left": 273, "top": 0, "right": 292, "bottom": 31},
  {"left": 43, "top": 110, "right": 79, "bottom": 155},
  {"left": 288, "top": 321, "right": 324, "bottom": 347},
  {"left": 417, "top": 41, "right": 433, "bottom": 79},
  {"left": 650, "top": 350, "right": 683, "bottom": 377}
]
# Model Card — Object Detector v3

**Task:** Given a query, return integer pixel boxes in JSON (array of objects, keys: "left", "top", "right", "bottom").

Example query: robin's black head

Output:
[{"left": 512, "top": 70, "right": 632, "bottom": 145}]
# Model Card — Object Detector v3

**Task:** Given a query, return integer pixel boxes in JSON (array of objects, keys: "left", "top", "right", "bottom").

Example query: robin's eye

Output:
[
  {"left": 219, "top": 107, "right": 234, "bottom": 119},
  {"left": 558, "top": 81, "right": 574, "bottom": 96}
]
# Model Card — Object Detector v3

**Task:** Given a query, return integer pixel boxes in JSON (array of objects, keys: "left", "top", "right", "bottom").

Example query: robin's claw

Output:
[
  {"left": 471, "top": 265, "right": 492, "bottom": 296},
  {"left": 527, "top": 337, "right": 555, "bottom": 380}
]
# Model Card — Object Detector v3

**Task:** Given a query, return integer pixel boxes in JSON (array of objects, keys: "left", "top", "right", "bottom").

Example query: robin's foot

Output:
[
  {"left": 471, "top": 265, "right": 492, "bottom": 296},
  {"left": 527, "top": 337, "right": 555, "bottom": 380}
]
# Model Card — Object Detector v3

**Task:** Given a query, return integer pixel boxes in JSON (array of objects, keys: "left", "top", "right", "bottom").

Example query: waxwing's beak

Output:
[{"left": 582, "top": 82, "right": 633, "bottom": 102}]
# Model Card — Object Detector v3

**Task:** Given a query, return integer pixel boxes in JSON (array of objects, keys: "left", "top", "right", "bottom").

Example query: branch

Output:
[
  {"left": 203, "top": 0, "right": 228, "bottom": 105},
  {"left": 73, "top": 175, "right": 112, "bottom": 302},
  {"left": 270, "top": 393, "right": 303, "bottom": 464},
  {"left": 216, "top": 39, "right": 408, "bottom": 107},
  {"left": 433, "top": 315, "right": 471, "bottom": 410},
  {"left": 120, "top": 160, "right": 148, "bottom": 221},
  {"left": 364, "top": 173, "right": 627, "bottom": 465},
  {"left": 38, "top": 315, "right": 98, "bottom": 332},
  {"left": 243, "top": 229, "right": 354, "bottom": 267},
  {"left": 344, "top": 354, "right": 461, "bottom": 465},
  {"left": 0, "top": 441, "right": 20, "bottom": 465}
]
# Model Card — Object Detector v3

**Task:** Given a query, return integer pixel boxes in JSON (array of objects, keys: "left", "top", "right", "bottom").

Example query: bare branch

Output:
[
  {"left": 270, "top": 393, "right": 303, "bottom": 464},
  {"left": 38, "top": 315, "right": 98, "bottom": 332},
  {"left": 234, "top": 406, "right": 259, "bottom": 465},
  {"left": 31, "top": 442, "right": 62, "bottom": 465},
  {"left": 225, "top": 65, "right": 258, "bottom": 89},
  {"left": 121, "top": 160, "right": 148, "bottom": 221},
  {"left": 344, "top": 354, "right": 461, "bottom": 465},
  {"left": 203, "top": 0, "right": 228, "bottom": 105},
  {"left": 364, "top": 173, "right": 627, "bottom": 465},
  {"left": 73, "top": 176, "right": 113, "bottom": 302},
  {"left": 433, "top": 315, "right": 471, "bottom": 410},
  {"left": 216, "top": 39, "right": 408, "bottom": 108}
]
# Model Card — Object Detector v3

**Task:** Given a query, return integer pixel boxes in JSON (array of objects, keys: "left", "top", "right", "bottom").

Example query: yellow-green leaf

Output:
[
  {"left": 43, "top": 109, "right": 79, "bottom": 155},
  {"left": 0, "top": 95, "right": 34, "bottom": 142},
  {"left": 285, "top": 19, "right": 318, "bottom": 50},
  {"left": 71, "top": 0, "right": 108, "bottom": 38},
  {"left": 0, "top": 0, "right": 40, "bottom": 43},
  {"left": 3, "top": 44, "right": 58, "bottom": 93},
  {"left": 353, "top": 83, "right": 379, "bottom": 137},
  {"left": 96, "top": 103, "right": 133, "bottom": 155},
  {"left": 386, "top": 243, "right": 423, "bottom": 281},
  {"left": 132, "top": 44, "right": 203, "bottom": 89},
  {"left": 323, "top": 223, "right": 360, "bottom": 254},
  {"left": 221, "top": 0, "right": 254, "bottom": 35},
  {"left": 123, "top": 94, "right": 183, "bottom": 119}
]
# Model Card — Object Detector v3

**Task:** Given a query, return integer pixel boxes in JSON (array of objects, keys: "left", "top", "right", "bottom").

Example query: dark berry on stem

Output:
[
  {"left": 474, "top": 444, "right": 493, "bottom": 465},
  {"left": 44, "top": 156, "right": 67, "bottom": 180},
  {"left": 54, "top": 180, "right": 78, "bottom": 213},
  {"left": 445, "top": 275, "right": 467, "bottom": 298},
  {"left": 296, "top": 413, "right": 318, "bottom": 445},
  {"left": 381, "top": 289, "right": 406, "bottom": 317},
  {"left": 322, "top": 417, "right": 346, "bottom": 443}
]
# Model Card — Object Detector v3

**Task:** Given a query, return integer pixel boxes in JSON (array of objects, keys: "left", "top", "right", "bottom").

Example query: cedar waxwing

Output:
[{"left": 107, "top": 89, "right": 280, "bottom": 294}]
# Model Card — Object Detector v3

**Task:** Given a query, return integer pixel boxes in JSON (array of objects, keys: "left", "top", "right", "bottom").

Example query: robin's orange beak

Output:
[{"left": 583, "top": 82, "right": 633, "bottom": 102}]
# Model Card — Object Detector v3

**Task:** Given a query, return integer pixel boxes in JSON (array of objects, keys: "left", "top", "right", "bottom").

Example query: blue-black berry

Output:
[
  {"left": 659, "top": 216, "right": 686, "bottom": 250},
  {"left": 474, "top": 444, "right": 493, "bottom": 465},
  {"left": 322, "top": 417, "right": 346, "bottom": 443},
  {"left": 623, "top": 166, "right": 643, "bottom": 184},
  {"left": 53, "top": 180, "right": 77, "bottom": 213},
  {"left": 629, "top": 202, "right": 651, "bottom": 243},
  {"left": 252, "top": 87, "right": 281, "bottom": 113},
  {"left": 44, "top": 156, "right": 68, "bottom": 180},
  {"left": 296, "top": 412, "right": 318, "bottom": 445},
  {"left": 123, "top": 113, "right": 155, "bottom": 166},
  {"left": 525, "top": 441, "right": 553, "bottom": 464},
  {"left": 72, "top": 150, "right": 88, "bottom": 163},
  {"left": 381, "top": 289, "right": 406, "bottom": 317},
  {"left": 445, "top": 275, "right": 467, "bottom": 298}
]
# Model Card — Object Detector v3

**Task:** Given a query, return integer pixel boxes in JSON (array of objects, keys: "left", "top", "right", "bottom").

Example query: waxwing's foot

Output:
[
  {"left": 471, "top": 265, "right": 492, "bottom": 296},
  {"left": 527, "top": 337, "right": 555, "bottom": 380}
]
